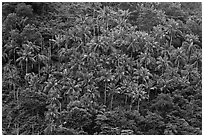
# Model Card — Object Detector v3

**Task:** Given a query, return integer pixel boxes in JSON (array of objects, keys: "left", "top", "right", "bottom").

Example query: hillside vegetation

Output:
[{"left": 2, "top": 2, "right": 202, "bottom": 135}]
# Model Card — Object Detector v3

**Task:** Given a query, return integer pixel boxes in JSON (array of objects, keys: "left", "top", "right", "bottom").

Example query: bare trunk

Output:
[
  {"left": 104, "top": 83, "right": 106, "bottom": 105},
  {"left": 15, "top": 123, "right": 19, "bottom": 135},
  {"left": 32, "top": 110, "right": 34, "bottom": 134},
  {"left": 131, "top": 52, "right": 133, "bottom": 59},
  {"left": 177, "top": 60, "right": 180, "bottom": 69},
  {"left": 15, "top": 85, "right": 18, "bottom": 102},
  {"left": 110, "top": 94, "right": 114, "bottom": 110},
  {"left": 106, "top": 16, "right": 108, "bottom": 32},
  {"left": 26, "top": 60, "right": 28, "bottom": 74},
  {"left": 130, "top": 97, "right": 133, "bottom": 111},
  {"left": 125, "top": 94, "right": 128, "bottom": 105},
  {"left": 38, "top": 61, "right": 40, "bottom": 77},
  {"left": 14, "top": 50, "right": 16, "bottom": 66},
  {"left": 21, "top": 63, "right": 23, "bottom": 73},
  {"left": 169, "top": 29, "right": 172, "bottom": 47}
]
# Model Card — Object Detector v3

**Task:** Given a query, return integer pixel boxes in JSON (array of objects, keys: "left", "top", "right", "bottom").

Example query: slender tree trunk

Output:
[
  {"left": 106, "top": 16, "right": 108, "bottom": 32},
  {"left": 130, "top": 97, "right": 133, "bottom": 111},
  {"left": 145, "top": 80, "right": 150, "bottom": 102},
  {"left": 12, "top": 85, "right": 15, "bottom": 100},
  {"left": 110, "top": 94, "right": 114, "bottom": 110},
  {"left": 170, "top": 29, "right": 172, "bottom": 47},
  {"left": 15, "top": 85, "right": 18, "bottom": 103},
  {"left": 14, "top": 50, "right": 16, "bottom": 66},
  {"left": 49, "top": 39, "right": 52, "bottom": 70},
  {"left": 131, "top": 52, "right": 133, "bottom": 59},
  {"left": 104, "top": 83, "right": 106, "bottom": 105},
  {"left": 32, "top": 110, "right": 34, "bottom": 134},
  {"left": 125, "top": 94, "right": 128, "bottom": 106},
  {"left": 20, "top": 63, "right": 23, "bottom": 79},
  {"left": 15, "top": 123, "right": 19, "bottom": 135},
  {"left": 38, "top": 60, "right": 40, "bottom": 77},
  {"left": 137, "top": 98, "right": 140, "bottom": 111},
  {"left": 37, "top": 113, "right": 39, "bottom": 135},
  {"left": 93, "top": 9, "right": 95, "bottom": 37},
  {"left": 177, "top": 60, "right": 180, "bottom": 70},
  {"left": 26, "top": 60, "right": 28, "bottom": 74}
]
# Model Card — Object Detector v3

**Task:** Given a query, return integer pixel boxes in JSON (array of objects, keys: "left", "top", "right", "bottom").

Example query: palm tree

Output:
[
  {"left": 136, "top": 84, "right": 146, "bottom": 111},
  {"left": 3, "top": 63, "right": 20, "bottom": 100},
  {"left": 171, "top": 48, "right": 187, "bottom": 69},
  {"left": 34, "top": 53, "right": 49, "bottom": 76},
  {"left": 156, "top": 55, "right": 172, "bottom": 74},
  {"left": 189, "top": 49, "right": 202, "bottom": 70},
  {"left": 127, "top": 81, "right": 146, "bottom": 111},
  {"left": 58, "top": 43, "right": 72, "bottom": 62},
  {"left": 107, "top": 82, "right": 121, "bottom": 110},
  {"left": 88, "top": 39, "right": 105, "bottom": 55},
  {"left": 114, "top": 65, "right": 126, "bottom": 82},
  {"left": 127, "top": 36, "right": 140, "bottom": 58},
  {"left": 120, "top": 79, "right": 130, "bottom": 106},
  {"left": 138, "top": 51, "right": 155, "bottom": 68},
  {"left": 98, "top": 68, "right": 113, "bottom": 105},
  {"left": 163, "top": 66, "right": 179, "bottom": 80},
  {"left": 86, "top": 82, "right": 100, "bottom": 102},
  {"left": 182, "top": 41, "right": 198, "bottom": 62},
  {"left": 2, "top": 52, "right": 8, "bottom": 66},
  {"left": 4, "top": 41, "right": 20, "bottom": 66},
  {"left": 50, "top": 34, "right": 66, "bottom": 51},
  {"left": 17, "top": 44, "right": 36, "bottom": 74},
  {"left": 104, "top": 38, "right": 117, "bottom": 55},
  {"left": 135, "top": 67, "right": 152, "bottom": 101},
  {"left": 26, "top": 41, "right": 40, "bottom": 54},
  {"left": 2, "top": 62, "right": 21, "bottom": 134},
  {"left": 98, "top": 6, "right": 109, "bottom": 32},
  {"left": 144, "top": 38, "right": 155, "bottom": 54},
  {"left": 136, "top": 67, "right": 152, "bottom": 84},
  {"left": 181, "top": 64, "right": 200, "bottom": 83}
]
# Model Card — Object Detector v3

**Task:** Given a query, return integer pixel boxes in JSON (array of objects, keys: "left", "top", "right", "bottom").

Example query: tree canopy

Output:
[{"left": 2, "top": 2, "right": 202, "bottom": 135}]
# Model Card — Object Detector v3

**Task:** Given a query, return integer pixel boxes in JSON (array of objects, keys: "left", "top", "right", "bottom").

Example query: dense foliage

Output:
[{"left": 2, "top": 2, "right": 202, "bottom": 135}]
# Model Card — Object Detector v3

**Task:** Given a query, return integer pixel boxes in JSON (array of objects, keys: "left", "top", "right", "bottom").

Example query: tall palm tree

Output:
[
  {"left": 17, "top": 44, "right": 36, "bottom": 74},
  {"left": 127, "top": 81, "right": 145, "bottom": 111},
  {"left": 136, "top": 67, "right": 152, "bottom": 101},
  {"left": 34, "top": 54, "right": 49, "bottom": 76},
  {"left": 121, "top": 79, "right": 130, "bottom": 106},
  {"left": 86, "top": 82, "right": 100, "bottom": 102},
  {"left": 182, "top": 41, "right": 198, "bottom": 62},
  {"left": 2, "top": 62, "right": 21, "bottom": 134},
  {"left": 98, "top": 68, "right": 113, "bottom": 105},
  {"left": 3, "top": 63, "right": 20, "bottom": 100},
  {"left": 26, "top": 41, "right": 40, "bottom": 54},
  {"left": 107, "top": 82, "right": 121, "bottom": 110},
  {"left": 4, "top": 41, "right": 20, "bottom": 66}
]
